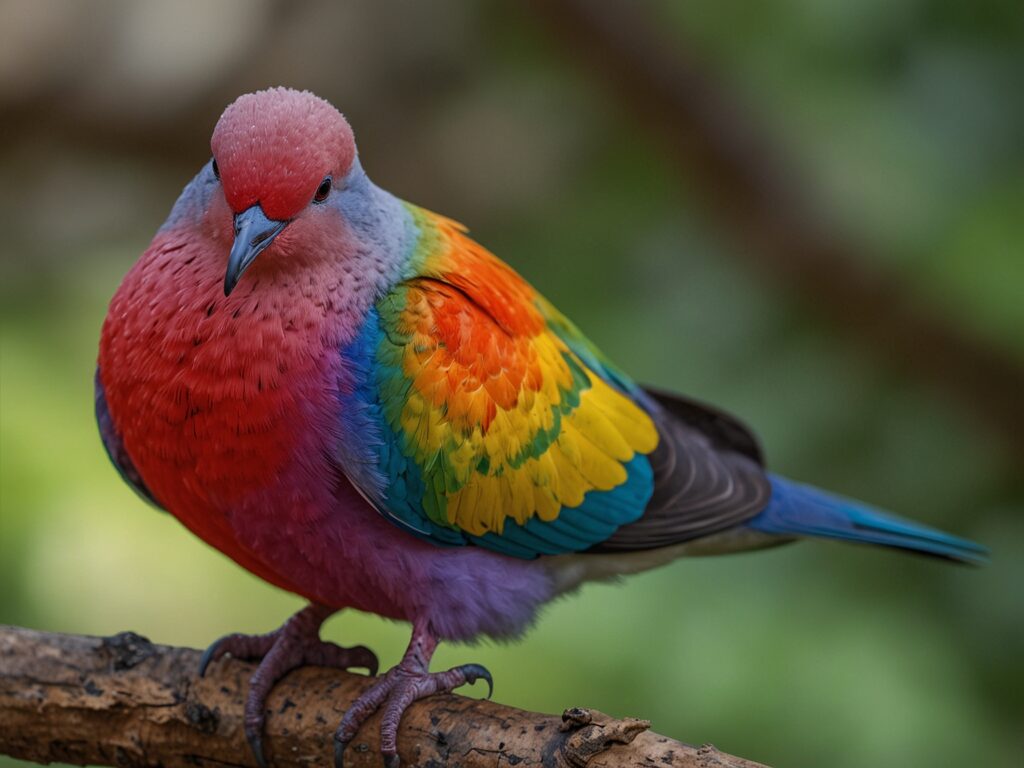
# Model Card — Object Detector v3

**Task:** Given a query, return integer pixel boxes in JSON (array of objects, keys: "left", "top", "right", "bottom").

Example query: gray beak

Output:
[{"left": 224, "top": 204, "right": 287, "bottom": 296}]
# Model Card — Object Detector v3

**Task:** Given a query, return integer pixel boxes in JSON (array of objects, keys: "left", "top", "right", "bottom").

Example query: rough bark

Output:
[{"left": 0, "top": 625, "right": 767, "bottom": 768}]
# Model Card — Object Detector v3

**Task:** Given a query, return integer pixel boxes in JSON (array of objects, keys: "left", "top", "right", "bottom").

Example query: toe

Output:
[
  {"left": 379, "top": 682, "right": 420, "bottom": 755},
  {"left": 335, "top": 674, "right": 397, "bottom": 744},
  {"left": 199, "top": 631, "right": 274, "bottom": 677},
  {"left": 240, "top": 643, "right": 301, "bottom": 768},
  {"left": 347, "top": 644, "right": 379, "bottom": 676},
  {"left": 307, "top": 641, "right": 379, "bottom": 676}
]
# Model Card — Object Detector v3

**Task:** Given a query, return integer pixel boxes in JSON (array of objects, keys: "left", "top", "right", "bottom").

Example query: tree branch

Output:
[{"left": 0, "top": 625, "right": 768, "bottom": 767}]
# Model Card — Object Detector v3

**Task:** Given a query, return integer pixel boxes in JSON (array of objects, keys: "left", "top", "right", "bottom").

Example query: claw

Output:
[
  {"left": 333, "top": 739, "right": 348, "bottom": 768},
  {"left": 247, "top": 731, "right": 267, "bottom": 768},
  {"left": 198, "top": 633, "right": 233, "bottom": 677},
  {"left": 461, "top": 663, "right": 493, "bottom": 699}
]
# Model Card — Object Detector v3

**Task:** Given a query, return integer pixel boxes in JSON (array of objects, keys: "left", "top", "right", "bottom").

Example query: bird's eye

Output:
[
  {"left": 313, "top": 176, "right": 332, "bottom": 203},
  {"left": 211, "top": 158, "right": 220, "bottom": 180}
]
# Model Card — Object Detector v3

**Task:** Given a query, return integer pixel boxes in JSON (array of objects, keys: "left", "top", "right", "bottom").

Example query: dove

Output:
[{"left": 96, "top": 88, "right": 986, "bottom": 767}]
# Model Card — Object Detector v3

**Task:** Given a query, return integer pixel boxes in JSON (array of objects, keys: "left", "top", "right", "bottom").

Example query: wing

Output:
[
  {"left": 529, "top": 303, "right": 771, "bottom": 551},
  {"left": 336, "top": 210, "right": 660, "bottom": 558},
  {"left": 592, "top": 389, "right": 771, "bottom": 551},
  {"left": 642, "top": 385, "right": 765, "bottom": 465},
  {"left": 336, "top": 208, "right": 774, "bottom": 559},
  {"left": 95, "top": 369, "right": 163, "bottom": 509}
]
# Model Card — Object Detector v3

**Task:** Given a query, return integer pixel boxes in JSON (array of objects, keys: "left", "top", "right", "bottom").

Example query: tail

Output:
[{"left": 746, "top": 474, "right": 988, "bottom": 565}]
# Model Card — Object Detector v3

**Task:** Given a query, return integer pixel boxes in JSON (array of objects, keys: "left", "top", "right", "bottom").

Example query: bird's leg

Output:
[
  {"left": 334, "top": 618, "right": 492, "bottom": 768},
  {"left": 199, "top": 603, "right": 377, "bottom": 768}
]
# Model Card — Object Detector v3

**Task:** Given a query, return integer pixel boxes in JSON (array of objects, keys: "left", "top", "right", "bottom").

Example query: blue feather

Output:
[
  {"left": 747, "top": 474, "right": 988, "bottom": 564},
  {"left": 469, "top": 452, "right": 653, "bottom": 557}
]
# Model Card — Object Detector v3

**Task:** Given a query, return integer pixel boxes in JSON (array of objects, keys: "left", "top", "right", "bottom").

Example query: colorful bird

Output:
[{"left": 96, "top": 88, "right": 986, "bottom": 767}]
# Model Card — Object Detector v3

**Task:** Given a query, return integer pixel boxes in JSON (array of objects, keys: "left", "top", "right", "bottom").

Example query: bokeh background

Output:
[{"left": 2, "top": 1, "right": 1022, "bottom": 766}]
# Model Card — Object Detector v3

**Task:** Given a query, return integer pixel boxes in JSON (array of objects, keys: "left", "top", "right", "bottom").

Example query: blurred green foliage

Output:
[{"left": 1, "top": 2, "right": 1021, "bottom": 767}]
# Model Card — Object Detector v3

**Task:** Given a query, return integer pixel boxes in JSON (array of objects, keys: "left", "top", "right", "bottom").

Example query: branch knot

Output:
[{"left": 558, "top": 707, "right": 651, "bottom": 767}]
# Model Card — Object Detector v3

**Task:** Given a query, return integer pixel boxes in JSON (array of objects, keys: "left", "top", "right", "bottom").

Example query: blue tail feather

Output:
[{"left": 746, "top": 474, "right": 988, "bottom": 565}]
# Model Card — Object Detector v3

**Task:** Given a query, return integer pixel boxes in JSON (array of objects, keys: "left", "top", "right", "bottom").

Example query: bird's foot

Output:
[
  {"left": 199, "top": 604, "right": 377, "bottom": 768},
  {"left": 334, "top": 620, "right": 491, "bottom": 768}
]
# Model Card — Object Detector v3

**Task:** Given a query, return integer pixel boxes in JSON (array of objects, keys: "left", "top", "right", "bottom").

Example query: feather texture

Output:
[
  {"left": 94, "top": 88, "right": 988, "bottom": 647},
  {"left": 95, "top": 371, "right": 162, "bottom": 510},
  {"left": 747, "top": 475, "right": 988, "bottom": 564},
  {"left": 336, "top": 207, "right": 660, "bottom": 557}
]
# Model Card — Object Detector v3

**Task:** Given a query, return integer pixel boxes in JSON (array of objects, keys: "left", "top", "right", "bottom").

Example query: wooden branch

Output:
[
  {"left": 0, "top": 625, "right": 768, "bottom": 768},
  {"left": 529, "top": 0, "right": 1024, "bottom": 463}
]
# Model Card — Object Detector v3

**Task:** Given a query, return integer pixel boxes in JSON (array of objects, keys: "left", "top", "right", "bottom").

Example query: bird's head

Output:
[{"left": 209, "top": 88, "right": 358, "bottom": 295}]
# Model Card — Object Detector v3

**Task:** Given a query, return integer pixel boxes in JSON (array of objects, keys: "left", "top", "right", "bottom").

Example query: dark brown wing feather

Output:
[
  {"left": 643, "top": 385, "right": 765, "bottom": 465},
  {"left": 592, "top": 387, "right": 771, "bottom": 552}
]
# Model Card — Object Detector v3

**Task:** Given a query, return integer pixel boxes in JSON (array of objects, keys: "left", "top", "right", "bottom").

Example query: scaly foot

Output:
[
  {"left": 334, "top": 619, "right": 491, "bottom": 768},
  {"left": 199, "top": 603, "right": 377, "bottom": 768}
]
